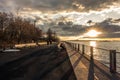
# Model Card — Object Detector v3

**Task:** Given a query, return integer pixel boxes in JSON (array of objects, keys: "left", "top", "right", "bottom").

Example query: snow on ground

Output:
[
  {"left": 2, "top": 49, "right": 20, "bottom": 52},
  {"left": 15, "top": 42, "right": 47, "bottom": 48}
]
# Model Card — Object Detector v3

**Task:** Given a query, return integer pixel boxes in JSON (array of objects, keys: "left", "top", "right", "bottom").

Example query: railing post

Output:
[
  {"left": 72, "top": 43, "right": 73, "bottom": 48},
  {"left": 75, "top": 44, "right": 76, "bottom": 50},
  {"left": 73, "top": 43, "right": 74, "bottom": 48},
  {"left": 78, "top": 44, "right": 80, "bottom": 51},
  {"left": 82, "top": 45, "right": 85, "bottom": 54},
  {"left": 110, "top": 50, "right": 116, "bottom": 73},
  {"left": 74, "top": 44, "right": 75, "bottom": 49},
  {"left": 73, "top": 44, "right": 75, "bottom": 49},
  {"left": 90, "top": 46, "right": 93, "bottom": 59},
  {"left": 76, "top": 44, "right": 77, "bottom": 50},
  {"left": 73, "top": 43, "right": 74, "bottom": 49}
]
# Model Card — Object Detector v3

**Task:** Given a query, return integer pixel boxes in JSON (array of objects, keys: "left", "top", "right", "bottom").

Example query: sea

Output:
[{"left": 70, "top": 39, "right": 120, "bottom": 73}]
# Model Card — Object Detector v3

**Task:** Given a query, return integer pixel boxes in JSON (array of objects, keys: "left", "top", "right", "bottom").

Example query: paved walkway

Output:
[
  {"left": 0, "top": 44, "right": 76, "bottom": 80},
  {"left": 65, "top": 43, "right": 120, "bottom": 80},
  {"left": 1, "top": 43, "right": 120, "bottom": 80},
  {"left": 0, "top": 45, "right": 48, "bottom": 65}
]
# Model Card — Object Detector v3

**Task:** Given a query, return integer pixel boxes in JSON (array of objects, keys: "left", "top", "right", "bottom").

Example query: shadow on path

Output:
[
  {"left": 82, "top": 54, "right": 120, "bottom": 80},
  {"left": 88, "top": 57, "right": 94, "bottom": 80},
  {"left": 34, "top": 49, "right": 77, "bottom": 80},
  {"left": 61, "top": 53, "right": 83, "bottom": 80},
  {"left": 0, "top": 45, "right": 77, "bottom": 80}
]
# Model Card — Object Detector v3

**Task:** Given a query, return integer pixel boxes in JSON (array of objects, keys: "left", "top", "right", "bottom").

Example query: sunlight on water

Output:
[
  {"left": 89, "top": 41, "right": 99, "bottom": 57},
  {"left": 90, "top": 41, "right": 96, "bottom": 47},
  {"left": 74, "top": 40, "right": 120, "bottom": 73}
]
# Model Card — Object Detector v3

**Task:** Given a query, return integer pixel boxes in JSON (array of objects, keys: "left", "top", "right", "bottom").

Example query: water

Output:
[{"left": 71, "top": 41, "right": 120, "bottom": 73}]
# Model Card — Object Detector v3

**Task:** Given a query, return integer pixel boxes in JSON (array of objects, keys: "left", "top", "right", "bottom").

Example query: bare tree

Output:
[
  {"left": 0, "top": 12, "right": 43, "bottom": 48},
  {"left": 47, "top": 28, "right": 53, "bottom": 45}
]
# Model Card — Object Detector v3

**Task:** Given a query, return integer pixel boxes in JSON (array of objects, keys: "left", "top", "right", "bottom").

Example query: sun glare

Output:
[
  {"left": 86, "top": 30, "right": 101, "bottom": 37},
  {"left": 90, "top": 41, "right": 96, "bottom": 47}
]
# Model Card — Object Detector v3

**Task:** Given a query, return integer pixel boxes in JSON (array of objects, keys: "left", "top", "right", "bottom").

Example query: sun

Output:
[{"left": 86, "top": 30, "right": 101, "bottom": 37}]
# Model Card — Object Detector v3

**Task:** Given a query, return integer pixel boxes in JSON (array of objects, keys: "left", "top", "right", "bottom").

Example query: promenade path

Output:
[
  {"left": 0, "top": 43, "right": 120, "bottom": 80},
  {"left": 65, "top": 43, "right": 120, "bottom": 80},
  {"left": 0, "top": 44, "right": 76, "bottom": 80}
]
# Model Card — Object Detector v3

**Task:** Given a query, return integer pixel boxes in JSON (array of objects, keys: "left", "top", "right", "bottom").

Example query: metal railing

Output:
[{"left": 66, "top": 42, "right": 120, "bottom": 73}]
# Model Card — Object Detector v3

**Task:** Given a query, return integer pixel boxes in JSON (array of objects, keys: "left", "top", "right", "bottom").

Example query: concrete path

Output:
[{"left": 65, "top": 43, "right": 89, "bottom": 80}]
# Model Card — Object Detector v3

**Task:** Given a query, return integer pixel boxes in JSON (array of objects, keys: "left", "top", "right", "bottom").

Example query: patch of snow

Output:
[{"left": 3, "top": 49, "right": 20, "bottom": 52}]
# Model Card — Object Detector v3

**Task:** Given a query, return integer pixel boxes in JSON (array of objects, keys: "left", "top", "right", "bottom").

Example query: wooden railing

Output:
[{"left": 66, "top": 42, "right": 119, "bottom": 73}]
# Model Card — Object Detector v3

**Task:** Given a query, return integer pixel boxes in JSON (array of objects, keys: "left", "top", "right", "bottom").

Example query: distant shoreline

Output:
[{"left": 71, "top": 38, "right": 120, "bottom": 42}]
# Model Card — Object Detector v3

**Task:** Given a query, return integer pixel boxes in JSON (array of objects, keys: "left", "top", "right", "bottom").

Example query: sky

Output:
[{"left": 0, "top": 0, "right": 120, "bottom": 40}]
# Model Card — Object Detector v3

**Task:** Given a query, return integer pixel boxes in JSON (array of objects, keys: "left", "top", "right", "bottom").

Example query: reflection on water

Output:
[
  {"left": 90, "top": 41, "right": 96, "bottom": 47},
  {"left": 89, "top": 41, "right": 110, "bottom": 67},
  {"left": 89, "top": 41, "right": 98, "bottom": 56},
  {"left": 74, "top": 40, "right": 120, "bottom": 73}
]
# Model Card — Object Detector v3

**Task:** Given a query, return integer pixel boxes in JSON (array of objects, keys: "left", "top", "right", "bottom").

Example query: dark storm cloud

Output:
[
  {"left": 88, "top": 18, "right": 120, "bottom": 33},
  {"left": 113, "top": 18, "right": 120, "bottom": 23},
  {"left": 50, "top": 24, "right": 84, "bottom": 36},
  {"left": 12, "top": 0, "right": 73, "bottom": 11},
  {"left": 0, "top": 0, "right": 119, "bottom": 12}
]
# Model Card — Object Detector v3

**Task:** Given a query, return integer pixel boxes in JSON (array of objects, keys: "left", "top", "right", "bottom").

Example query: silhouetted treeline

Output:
[
  {"left": 0, "top": 12, "right": 42, "bottom": 48},
  {"left": 46, "top": 28, "right": 60, "bottom": 45}
]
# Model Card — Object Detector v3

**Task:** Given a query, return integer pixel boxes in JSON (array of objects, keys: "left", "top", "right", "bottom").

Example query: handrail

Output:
[
  {"left": 116, "top": 52, "right": 120, "bottom": 53},
  {"left": 70, "top": 42, "right": 110, "bottom": 51},
  {"left": 66, "top": 41, "right": 118, "bottom": 73}
]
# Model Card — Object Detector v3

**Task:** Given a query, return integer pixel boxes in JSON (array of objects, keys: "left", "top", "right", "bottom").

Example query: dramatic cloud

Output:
[
  {"left": 0, "top": 0, "right": 119, "bottom": 12},
  {"left": 73, "top": 0, "right": 119, "bottom": 11},
  {"left": 57, "top": 25, "right": 83, "bottom": 36},
  {"left": 86, "top": 18, "right": 120, "bottom": 34},
  {"left": 0, "top": 0, "right": 120, "bottom": 38},
  {"left": 0, "top": 0, "right": 73, "bottom": 12}
]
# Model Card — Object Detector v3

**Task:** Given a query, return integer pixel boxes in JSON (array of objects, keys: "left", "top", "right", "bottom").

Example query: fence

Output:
[{"left": 66, "top": 42, "right": 120, "bottom": 73}]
